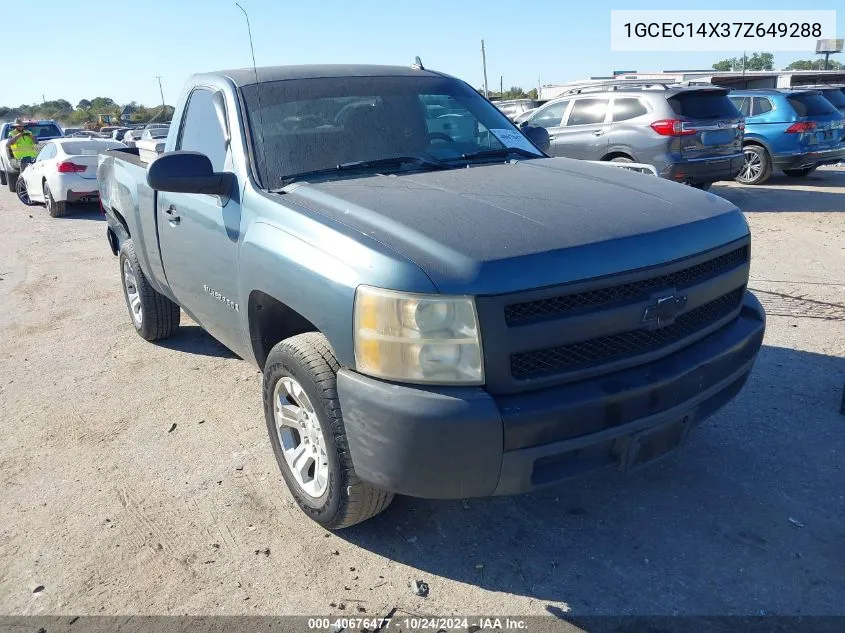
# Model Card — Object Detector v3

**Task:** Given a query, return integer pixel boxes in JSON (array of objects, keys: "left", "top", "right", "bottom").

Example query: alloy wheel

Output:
[
  {"left": 122, "top": 259, "right": 143, "bottom": 326},
  {"left": 739, "top": 149, "right": 763, "bottom": 183},
  {"left": 273, "top": 376, "right": 329, "bottom": 499}
]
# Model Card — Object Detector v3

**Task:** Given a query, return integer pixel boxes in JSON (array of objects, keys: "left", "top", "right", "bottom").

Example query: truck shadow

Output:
[
  {"left": 56, "top": 203, "right": 104, "bottom": 221},
  {"left": 338, "top": 345, "right": 845, "bottom": 614},
  {"left": 153, "top": 324, "right": 239, "bottom": 359}
]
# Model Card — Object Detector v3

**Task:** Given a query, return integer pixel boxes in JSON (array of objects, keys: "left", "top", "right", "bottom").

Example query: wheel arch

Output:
[
  {"left": 601, "top": 150, "right": 636, "bottom": 162},
  {"left": 248, "top": 291, "right": 320, "bottom": 370}
]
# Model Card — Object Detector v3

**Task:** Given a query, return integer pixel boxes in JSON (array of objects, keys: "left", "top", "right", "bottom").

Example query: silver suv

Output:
[{"left": 520, "top": 82, "right": 744, "bottom": 189}]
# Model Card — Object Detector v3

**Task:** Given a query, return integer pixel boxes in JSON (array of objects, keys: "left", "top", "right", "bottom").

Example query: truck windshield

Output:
[{"left": 240, "top": 75, "right": 543, "bottom": 190}]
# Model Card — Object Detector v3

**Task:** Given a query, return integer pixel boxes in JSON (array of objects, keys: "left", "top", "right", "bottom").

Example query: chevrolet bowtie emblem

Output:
[{"left": 642, "top": 293, "right": 687, "bottom": 328}]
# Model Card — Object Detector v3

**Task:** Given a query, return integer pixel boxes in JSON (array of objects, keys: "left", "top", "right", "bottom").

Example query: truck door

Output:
[
  {"left": 157, "top": 87, "right": 245, "bottom": 353},
  {"left": 551, "top": 97, "right": 611, "bottom": 160}
]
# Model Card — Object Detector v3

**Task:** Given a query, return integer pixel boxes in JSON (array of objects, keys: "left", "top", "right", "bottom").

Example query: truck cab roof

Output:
[{"left": 216, "top": 64, "right": 449, "bottom": 87}]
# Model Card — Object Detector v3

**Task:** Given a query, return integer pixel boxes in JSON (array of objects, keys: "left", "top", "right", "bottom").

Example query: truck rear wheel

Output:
[
  {"left": 263, "top": 332, "right": 393, "bottom": 529},
  {"left": 118, "top": 240, "right": 180, "bottom": 341},
  {"left": 7, "top": 171, "right": 17, "bottom": 192}
]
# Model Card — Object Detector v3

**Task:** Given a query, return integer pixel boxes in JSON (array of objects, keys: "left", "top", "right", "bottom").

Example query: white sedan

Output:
[{"left": 17, "top": 138, "right": 125, "bottom": 217}]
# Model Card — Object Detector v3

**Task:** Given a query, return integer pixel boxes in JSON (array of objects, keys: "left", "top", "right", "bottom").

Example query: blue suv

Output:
[{"left": 729, "top": 89, "right": 844, "bottom": 184}]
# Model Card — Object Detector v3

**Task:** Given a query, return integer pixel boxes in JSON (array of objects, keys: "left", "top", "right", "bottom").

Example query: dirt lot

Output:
[{"left": 0, "top": 168, "right": 843, "bottom": 619}]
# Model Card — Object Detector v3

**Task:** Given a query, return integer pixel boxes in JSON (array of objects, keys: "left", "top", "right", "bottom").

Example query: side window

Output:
[
  {"left": 36, "top": 144, "right": 55, "bottom": 162},
  {"left": 566, "top": 99, "right": 609, "bottom": 126},
  {"left": 751, "top": 97, "right": 772, "bottom": 115},
  {"left": 611, "top": 98, "right": 648, "bottom": 122},
  {"left": 177, "top": 89, "right": 228, "bottom": 171},
  {"left": 730, "top": 97, "right": 750, "bottom": 117},
  {"left": 531, "top": 101, "right": 568, "bottom": 129}
]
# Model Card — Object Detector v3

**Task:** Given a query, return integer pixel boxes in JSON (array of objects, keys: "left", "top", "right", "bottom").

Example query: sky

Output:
[{"left": 9, "top": 0, "right": 845, "bottom": 108}]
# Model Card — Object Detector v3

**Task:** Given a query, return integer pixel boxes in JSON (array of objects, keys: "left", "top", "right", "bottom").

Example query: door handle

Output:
[
  {"left": 165, "top": 205, "right": 181, "bottom": 224},
  {"left": 593, "top": 130, "right": 605, "bottom": 136}
]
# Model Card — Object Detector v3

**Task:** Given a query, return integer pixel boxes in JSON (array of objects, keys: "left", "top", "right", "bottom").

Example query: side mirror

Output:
[
  {"left": 146, "top": 151, "right": 234, "bottom": 196},
  {"left": 521, "top": 124, "right": 550, "bottom": 153}
]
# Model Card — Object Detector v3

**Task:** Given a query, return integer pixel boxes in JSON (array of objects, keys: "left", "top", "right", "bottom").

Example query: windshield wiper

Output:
[
  {"left": 444, "top": 147, "right": 542, "bottom": 163},
  {"left": 277, "top": 155, "right": 447, "bottom": 188}
]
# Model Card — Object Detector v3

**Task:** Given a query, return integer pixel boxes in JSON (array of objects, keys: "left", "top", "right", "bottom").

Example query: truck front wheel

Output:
[
  {"left": 118, "top": 240, "right": 180, "bottom": 341},
  {"left": 263, "top": 333, "right": 394, "bottom": 529}
]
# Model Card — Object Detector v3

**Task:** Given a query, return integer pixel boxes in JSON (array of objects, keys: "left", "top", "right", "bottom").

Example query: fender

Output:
[
  {"left": 740, "top": 133, "right": 773, "bottom": 154},
  {"left": 237, "top": 199, "right": 437, "bottom": 368}
]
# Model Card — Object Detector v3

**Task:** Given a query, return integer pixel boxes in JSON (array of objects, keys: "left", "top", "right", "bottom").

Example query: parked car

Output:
[
  {"left": 0, "top": 119, "right": 64, "bottom": 190},
  {"left": 140, "top": 126, "right": 169, "bottom": 140},
  {"left": 99, "top": 64, "right": 764, "bottom": 529},
  {"left": 15, "top": 137, "right": 125, "bottom": 216},
  {"left": 794, "top": 85, "right": 845, "bottom": 115},
  {"left": 520, "top": 83, "right": 744, "bottom": 190},
  {"left": 728, "top": 88, "right": 845, "bottom": 184},
  {"left": 107, "top": 127, "right": 131, "bottom": 141},
  {"left": 62, "top": 127, "right": 82, "bottom": 137},
  {"left": 494, "top": 99, "right": 540, "bottom": 121},
  {"left": 513, "top": 107, "right": 537, "bottom": 125},
  {"left": 121, "top": 129, "right": 142, "bottom": 147}
]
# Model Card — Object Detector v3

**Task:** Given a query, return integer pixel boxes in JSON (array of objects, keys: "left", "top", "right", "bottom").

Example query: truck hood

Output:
[{"left": 281, "top": 157, "right": 749, "bottom": 295}]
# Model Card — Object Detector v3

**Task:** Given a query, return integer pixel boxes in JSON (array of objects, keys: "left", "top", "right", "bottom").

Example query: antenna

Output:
[
  {"left": 413, "top": 56, "right": 425, "bottom": 70},
  {"left": 235, "top": 2, "right": 268, "bottom": 189}
]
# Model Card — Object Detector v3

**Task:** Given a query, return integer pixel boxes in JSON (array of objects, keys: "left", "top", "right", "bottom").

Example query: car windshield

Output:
[
  {"left": 240, "top": 75, "right": 543, "bottom": 190},
  {"left": 3, "top": 123, "right": 62, "bottom": 139},
  {"left": 668, "top": 91, "right": 739, "bottom": 119},
  {"left": 788, "top": 93, "right": 838, "bottom": 116}
]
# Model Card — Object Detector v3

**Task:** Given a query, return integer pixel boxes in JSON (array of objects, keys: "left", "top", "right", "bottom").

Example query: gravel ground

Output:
[{"left": 0, "top": 168, "right": 843, "bottom": 619}]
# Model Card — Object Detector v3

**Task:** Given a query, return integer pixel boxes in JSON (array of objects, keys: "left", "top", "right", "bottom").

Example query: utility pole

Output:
[
  {"left": 500, "top": 75, "right": 503, "bottom": 97},
  {"left": 481, "top": 40, "right": 489, "bottom": 98},
  {"left": 156, "top": 75, "right": 166, "bottom": 117}
]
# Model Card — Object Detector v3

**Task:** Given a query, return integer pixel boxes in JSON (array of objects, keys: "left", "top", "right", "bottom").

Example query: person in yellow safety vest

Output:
[{"left": 8, "top": 120, "right": 38, "bottom": 164}]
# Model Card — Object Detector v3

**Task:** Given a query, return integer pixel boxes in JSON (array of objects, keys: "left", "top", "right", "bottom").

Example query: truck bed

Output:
[{"left": 98, "top": 147, "right": 170, "bottom": 296}]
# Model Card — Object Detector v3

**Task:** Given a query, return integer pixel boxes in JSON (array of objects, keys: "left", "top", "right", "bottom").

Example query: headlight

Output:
[{"left": 354, "top": 286, "right": 483, "bottom": 385}]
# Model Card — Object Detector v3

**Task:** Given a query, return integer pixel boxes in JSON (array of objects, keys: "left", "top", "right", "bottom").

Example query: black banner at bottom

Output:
[{"left": 0, "top": 616, "right": 843, "bottom": 633}]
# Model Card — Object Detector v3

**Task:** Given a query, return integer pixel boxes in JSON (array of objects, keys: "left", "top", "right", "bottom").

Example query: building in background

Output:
[{"left": 539, "top": 70, "right": 845, "bottom": 100}]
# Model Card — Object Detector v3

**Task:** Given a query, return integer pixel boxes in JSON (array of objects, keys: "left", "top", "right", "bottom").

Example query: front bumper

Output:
[
  {"left": 772, "top": 146, "right": 845, "bottom": 170},
  {"left": 337, "top": 291, "right": 765, "bottom": 499},
  {"left": 660, "top": 155, "right": 744, "bottom": 184}
]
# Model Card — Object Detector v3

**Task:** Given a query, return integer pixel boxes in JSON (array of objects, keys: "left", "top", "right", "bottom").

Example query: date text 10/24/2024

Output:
[{"left": 308, "top": 617, "right": 529, "bottom": 630}]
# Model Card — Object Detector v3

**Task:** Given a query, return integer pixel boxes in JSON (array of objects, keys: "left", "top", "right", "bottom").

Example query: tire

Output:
[
  {"left": 610, "top": 156, "right": 633, "bottom": 163},
  {"left": 7, "top": 171, "right": 17, "bottom": 192},
  {"left": 0, "top": 170, "right": 6, "bottom": 186},
  {"left": 44, "top": 182, "right": 67, "bottom": 218},
  {"left": 118, "top": 240, "right": 180, "bottom": 341},
  {"left": 736, "top": 145, "right": 771, "bottom": 185},
  {"left": 15, "top": 176, "right": 37, "bottom": 206},
  {"left": 783, "top": 167, "right": 815, "bottom": 178},
  {"left": 263, "top": 332, "right": 394, "bottom": 529}
]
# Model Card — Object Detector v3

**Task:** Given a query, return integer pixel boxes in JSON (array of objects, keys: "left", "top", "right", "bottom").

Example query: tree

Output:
[
  {"left": 76, "top": 99, "right": 91, "bottom": 110},
  {"left": 712, "top": 52, "right": 773, "bottom": 72},
  {"left": 747, "top": 52, "right": 774, "bottom": 71},
  {"left": 787, "top": 58, "right": 843, "bottom": 70},
  {"left": 527, "top": 88, "right": 538, "bottom": 100}
]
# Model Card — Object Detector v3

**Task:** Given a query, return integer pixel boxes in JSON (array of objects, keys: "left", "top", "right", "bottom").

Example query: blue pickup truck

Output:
[{"left": 98, "top": 64, "right": 765, "bottom": 528}]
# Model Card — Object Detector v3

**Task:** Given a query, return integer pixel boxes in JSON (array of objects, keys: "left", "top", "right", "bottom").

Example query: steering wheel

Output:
[{"left": 429, "top": 132, "right": 455, "bottom": 143}]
